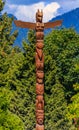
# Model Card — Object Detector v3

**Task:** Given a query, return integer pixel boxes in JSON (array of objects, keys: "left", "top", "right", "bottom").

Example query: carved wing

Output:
[
  {"left": 14, "top": 20, "right": 36, "bottom": 29},
  {"left": 44, "top": 20, "right": 62, "bottom": 29},
  {"left": 14, "top": 20, "right": 62, "bottom": 29}
]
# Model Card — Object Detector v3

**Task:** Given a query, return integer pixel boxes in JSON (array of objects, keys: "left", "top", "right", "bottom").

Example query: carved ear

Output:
[
  {"left": 41, "top": 10, "right": 43, "bottom": 15},
  {"left": 38, "top": 9, "right": 40, "bottom": 12}
]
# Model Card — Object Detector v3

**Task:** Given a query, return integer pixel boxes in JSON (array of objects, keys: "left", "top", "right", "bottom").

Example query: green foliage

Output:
[
  {"left": 10, "top": 28, "right": 79, "bottom": 130},
  {"left": 0, "top": 88, "right": 24, "bottom": 130},
  {"left": 27, "top": 29, "right": 36, "bottom": 45},
  {"left": 0, "top": 13, "right": 18, "bottom": 56},
  {"left": 0, "top": 0, "right": 5, "bottom": 12},
  {"left": 44, "top": 28, "right": 79, "bottom": 129},
  {"left": 44, "top": 28, "right": 79, "bottom": 98},
  {"left": 0, "top": 1, "right": 24, "bottom": 129},
  {"left": 0, "top": 2, "right": 79, "bottom": 129},
  {"left": 67, "top": 85, "right": 79, "bottom": 118},
  {"left": 8, "top": 30, "right": 36, "bottom": 130},
  {"left": 68, "top": 63, "right": 79, "bottom": 121}
]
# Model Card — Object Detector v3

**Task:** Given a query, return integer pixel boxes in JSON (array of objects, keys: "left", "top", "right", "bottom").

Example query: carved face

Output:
[
  {"left": 36, "top": 32, "right": 44, "bottom": 40},
  {"left": 36, "top": 71, "right": 44, "bottom": 79},
  {"left": 36, "top": 84, "right": 44, "bottom": 95},
  {"left": 36, "top": 40, "right": 44, "bottom": 49},
  {"left": 36, "top": 23, "right": 44, "bottom": 31},
  {"left": 37, "top": 116, "right": 44, "bottom": 125},
  {"left": 36, "top": 110, "right": 44, "bottom": 125},
  {"left": 36, "top": 95, "right": 43, "bottom": 101}
]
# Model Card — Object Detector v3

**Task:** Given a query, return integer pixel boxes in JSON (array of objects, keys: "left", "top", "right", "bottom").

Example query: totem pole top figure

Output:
[
  {"left": 36, "top": 9, "right": 43, "bottom": 23},
  {"left": 14, "top": 9, "right": 62, "bottom": 30}
]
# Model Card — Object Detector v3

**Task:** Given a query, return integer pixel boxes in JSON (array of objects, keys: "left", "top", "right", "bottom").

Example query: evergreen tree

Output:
[
  {"left": 67, "top": 61, "right": 79, "bottom": 129},
  {"left": 0, "top": 87, "right": 24, "bottom": 130},
  {"left": 9, "top": 30, "right": 36, "bottom": 130},
  {"left": 0, "top": 1, "right": 24, "bottom": 129},
  {"left": 44, "top": 28, "right": 79, "bottom": 130}
]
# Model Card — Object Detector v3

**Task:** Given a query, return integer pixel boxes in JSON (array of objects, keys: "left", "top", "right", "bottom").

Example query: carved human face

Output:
[
  {"left": 36, "top": 85, "right": 44, "bottom": 95},
  {"left": 36, "top": 110, "right": 44, "bottom": 125},
  {"left": 37, "top": 117, "right": 43, "bottom": 125}
]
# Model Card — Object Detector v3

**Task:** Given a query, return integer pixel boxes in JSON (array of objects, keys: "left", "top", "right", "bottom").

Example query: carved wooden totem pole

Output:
[
  {"left": 35, "top": 10, "right": 44, "bottom": 130},
  {"left": 14, "top": 9, "right": 62, "bottom": 130}
]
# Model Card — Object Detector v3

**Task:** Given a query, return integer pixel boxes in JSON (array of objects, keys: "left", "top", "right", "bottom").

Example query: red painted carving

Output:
[
  {"left": 36, "top": 95, "right": 44, "bottom": 110},
  {"left": 36, "top": 110, "right": 44, "bottom": 125},
  {"left": 36, "top": 62, "right": 44, "bottom": 71},
  {"left": 36, "top": 71, "right": 44, "bottom": 79},
  {"left": 36, "top": 124, "right": 44, "bottom": 130},
  {"left": 36, "top": 32, "right": 44, "bottom": 40},
  {"left": 36, "top": 23, "right": 44, "bottom": 31},
  {"left": 36, "top": 83, "right": 44, "bottom": 95},
  {"left": 36, "top": 48, "right": 43, "bottom": 60},
  {"left": 36, "top": 78, "right": 43, "bottom": 84},
  {"left": 36, "top": 40, "right": 44, "bottom": 49},
  {"left": 35, "top": 10, "right": 44, "bottom": 130},
  {"left": 35, "top": 53, "right": 44, "bottom": 65}
]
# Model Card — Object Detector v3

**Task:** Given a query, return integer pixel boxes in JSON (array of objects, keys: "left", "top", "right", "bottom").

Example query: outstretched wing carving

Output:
[
  {"left": 14, "top": 20, "right": 36, "bottom": 29},
  {"left": 44, "top": 20, "right": 62, "bottom": 29},
  {"left": 14, "top": 20, "right": 62, "bottom": 29}
]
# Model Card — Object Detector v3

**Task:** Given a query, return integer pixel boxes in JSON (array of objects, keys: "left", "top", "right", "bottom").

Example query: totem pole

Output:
[
  {"left": 35, "top": 10, "right": 44, "bottom": 130},
  {"left": 14, "top": 9, "right": 62, "bottom": 130}
]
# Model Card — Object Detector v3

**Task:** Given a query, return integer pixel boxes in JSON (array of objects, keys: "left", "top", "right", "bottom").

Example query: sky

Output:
[{"left": 3, "top": 0, "right": 79, "bottom": 22}]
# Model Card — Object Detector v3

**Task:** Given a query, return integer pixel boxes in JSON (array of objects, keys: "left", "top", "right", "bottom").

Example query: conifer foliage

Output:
[
  {"left": 0, "top": 0, "right": 24, "bottom": 129},
  {"left": 44, "top": 28, "right": 79, "bottom": 130}
]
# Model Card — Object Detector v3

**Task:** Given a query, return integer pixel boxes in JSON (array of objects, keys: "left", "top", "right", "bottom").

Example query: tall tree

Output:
[
  {"left": 67, "top": 60, "right": 79, "bottom": 129},
  {"left": 0, "top": 1, "right": 24, "bottom": 129},
  {"left": 9, "top": 30, "right": 36, "bottom": 130},
  {"left": 44, "top": 28, "right": 79, "bottom": 130}
]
